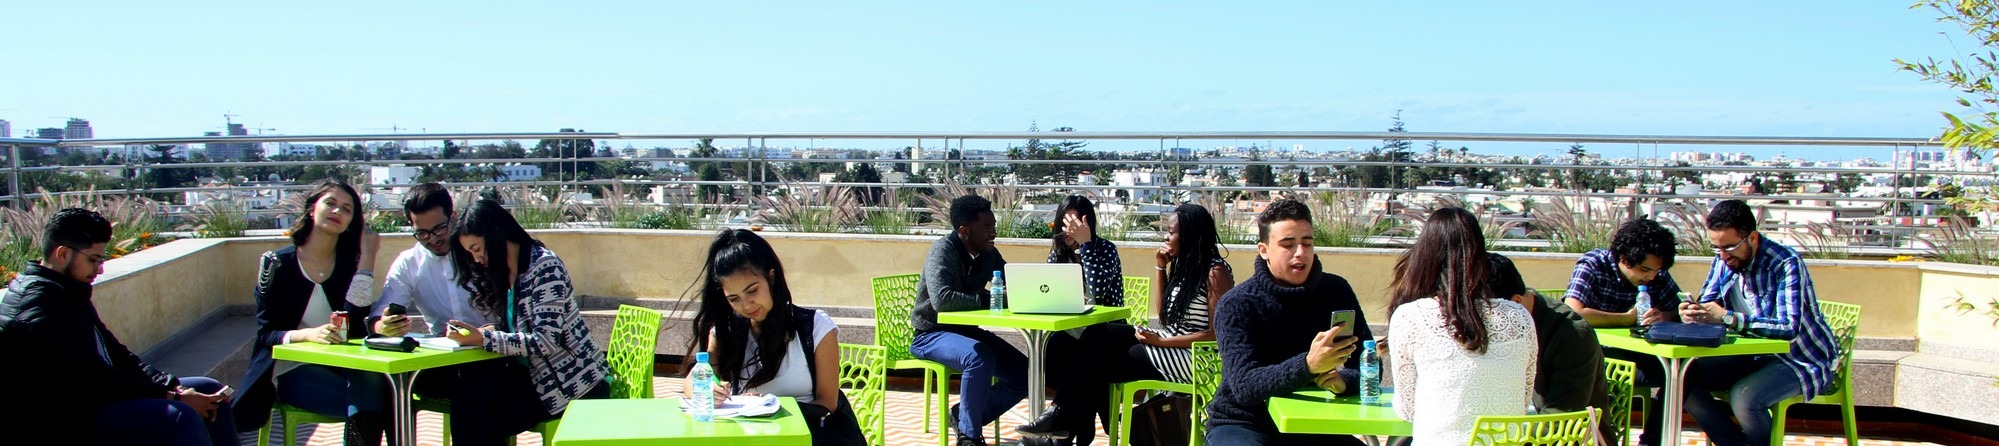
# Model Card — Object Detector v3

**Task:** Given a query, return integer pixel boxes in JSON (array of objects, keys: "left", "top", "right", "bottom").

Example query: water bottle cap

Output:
[
  {"left": 1363, "top": 340, "right": 1376, "bottom": 349},
  {"left": 993, "top": 271, "right": 1003, "bottom": 278},
  {"left": 695, "top": 352, "right": 709, "bottom": 363},
  {"left": 1638, "top": 284, "right": 1649, "bottom": 291}
]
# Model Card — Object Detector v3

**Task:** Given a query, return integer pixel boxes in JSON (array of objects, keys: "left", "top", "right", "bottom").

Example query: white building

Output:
[
  {"left": 370, "top": 165, "right": 422, "bottom": 189},
  {"left": 1111, "top": 170, "right": 1164, "bottom": 203},
  {"left": 498, "top": 164, "right": 543, "bottom": 182}
]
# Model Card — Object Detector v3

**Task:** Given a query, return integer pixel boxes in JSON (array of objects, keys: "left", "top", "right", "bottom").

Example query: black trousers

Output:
[
  {"left": 1043, "top": 323, "right": 1167, "bottom": 444},
  {"left": 450, "top": 360, "right": 608, "bottom": 446}
]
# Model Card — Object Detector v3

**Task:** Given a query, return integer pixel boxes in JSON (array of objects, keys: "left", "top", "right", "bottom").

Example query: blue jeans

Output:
[
  {"left": 276, "top": 364, "right": 391, "bottom": 418},
  {"left": 910, "top": 328, "right": 1029, "bottom": 441},
  {"left": 1204, "top": 424, "right": 1363, "bottom": 446},
  {"left": 1682, "top": 355, "right": 1803, "bottom": 446},
  {"left": 95, "top": 376, "right": 238, "bottom": 446}
]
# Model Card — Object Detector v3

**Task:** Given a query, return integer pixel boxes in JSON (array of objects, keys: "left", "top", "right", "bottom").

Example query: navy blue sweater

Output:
[{"left": 1206, "top": 256, "right": 1372, "bottom": 434}]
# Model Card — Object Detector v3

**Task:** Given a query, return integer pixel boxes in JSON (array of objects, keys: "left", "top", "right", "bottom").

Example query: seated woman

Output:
[
  {"left": 234, "top": 179, "right": 393, "bottom": 445},
  {"left": 443, "top": 199, "right": 609, "bottom": 446},
  {"left": 1021, "top": 194, "right": 1131, "bottom": 444},
  {"left": 1386, "top": 207, "right": 1537, "bottom": 446},
  {"left": 684, "top": 229, "right": 866, "bottom": 446}
]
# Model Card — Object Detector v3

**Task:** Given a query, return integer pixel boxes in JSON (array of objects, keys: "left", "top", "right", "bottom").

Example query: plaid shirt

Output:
[
  {"left": 1562, "top": 249, "right": 1683, "bottom": 314},
  {"left": 1695, "top": 237, "right": 1840, "bottom": 397}
]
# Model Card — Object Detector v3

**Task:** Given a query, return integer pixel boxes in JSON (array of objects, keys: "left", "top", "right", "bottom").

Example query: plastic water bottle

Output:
[
  {"left": 989, "top": 271, "right": 1007, "bottom": 313},
  {"left": 690, "top": 352, "right": 715, "bottom": 422},
  {"left": 1359, "top": 340, "right": 1382, "bottom": 404},
  {"left": 1633, "top": 284, "right": 1652, "bottom": 326}
]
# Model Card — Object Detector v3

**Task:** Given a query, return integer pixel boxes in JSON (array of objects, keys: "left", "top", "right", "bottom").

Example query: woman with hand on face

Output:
[
  {"left": 685, "top": 229, "right": 866, "bottom": 446},
  {"left": 234, "top": 179, "right": 394, "bottom": 445},
  {"left": 1020, "top": 194, "right": 1145, "bottom": 445},
  {"left": 441, "top": 199, "right": 609, "bottom": 446}
]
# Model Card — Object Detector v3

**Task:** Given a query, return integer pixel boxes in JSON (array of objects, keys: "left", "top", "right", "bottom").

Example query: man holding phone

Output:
[
  {"left": 0, "top": 208, "right": 237, "bottom": 445},
  {"left": 372, "top": 183, "right": 489, "bottom": 397},
  {"left": 1561, "top": 217, "right": 1683, "bottom": 446},
  {"left": 1207, "top": 199, "right": 1370, "bottom": 446}
]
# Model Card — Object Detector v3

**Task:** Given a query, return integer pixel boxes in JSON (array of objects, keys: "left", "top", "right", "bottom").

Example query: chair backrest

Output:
[
  {"left": 1467, "top": 408, "right": 1597, "bottom": 446},
  {"left": 870, "top": 274, "right": 923, "bottom": 363},
  {"left": 608, "top": 304, "right": 663, "bottom": 399},
  {"left": 1601, "top": 358, "right": 1637, "bottom": 446},
  {"left": 1189, "top": 340, "right": 1222, "bottom": 445},
  {"left": 1122, "top": 275, "right": 1152, "bottom": 326},
  {"left": 1818, "top": 301, "right": 1863, "bottom": 395},
  {"left": 838, "top": 343, "right": 889, "bottom": 446}
]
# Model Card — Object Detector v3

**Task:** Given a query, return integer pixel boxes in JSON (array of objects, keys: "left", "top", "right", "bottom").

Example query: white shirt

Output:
[
  {"left": 277, "top": 281, "right": 334, "bottom": 378},
  {"left": 1388, "top": 298, "right": 1538, "bottom": 446},
  {"left": 375, "top": 245, "right": 487, "bottom": 335},
  {"left": 718, "top": 310, "right": 837, "bottom": 404}
]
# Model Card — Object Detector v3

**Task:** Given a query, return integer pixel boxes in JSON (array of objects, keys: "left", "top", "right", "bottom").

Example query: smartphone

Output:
[
  {"left": 218, "top": 385, "right": 234, "bottom": 398},
  {"left": 384, "top": 303, "right": 408, "bottom": 317},
  {"left": 1330, "top": 310, "right": 1357, "bottom": 338}
]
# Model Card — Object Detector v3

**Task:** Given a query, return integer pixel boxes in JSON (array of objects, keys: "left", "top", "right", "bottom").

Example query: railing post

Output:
[{"left": 8, "top": 143, "right": 21, "bottom": 210}]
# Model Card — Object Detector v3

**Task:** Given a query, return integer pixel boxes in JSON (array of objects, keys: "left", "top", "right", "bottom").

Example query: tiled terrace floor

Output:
[{"left": 244, "top": 375, "right": 1944, "bottom": 446}]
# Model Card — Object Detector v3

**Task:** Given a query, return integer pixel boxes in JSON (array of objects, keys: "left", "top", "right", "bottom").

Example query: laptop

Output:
[{"left": 1003, "top": 263, "right": 1095, "bottom": 314}]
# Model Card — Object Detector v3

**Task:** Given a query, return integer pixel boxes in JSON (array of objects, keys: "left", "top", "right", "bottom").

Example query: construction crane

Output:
[
  {"left": 363, "top": 125, "right": 408, "bottom": 134},
  {"left": 223, "top": 113, "right": 240, "bottom": 127}
]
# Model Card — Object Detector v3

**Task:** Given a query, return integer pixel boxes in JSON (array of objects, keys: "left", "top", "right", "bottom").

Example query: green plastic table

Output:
[
  {"left": 272, "top": 342, "right": 501, "bottom": 446},
  {"left": 549, "top": 397, "right": 811, "bottom": 446},
  {"left": 1594, "top": 327, "right": 1791, "bottom": 446},
  {"left": 1267, "top": 388, "right": 1411, "bottom": 444},
  {"left": 936, "top": 306, "right": 1131, "bottom": 418}
]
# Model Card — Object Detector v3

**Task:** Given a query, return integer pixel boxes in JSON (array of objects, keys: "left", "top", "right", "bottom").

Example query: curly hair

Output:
[{"left": 1611, "top": 217, "right": 1679, "bottom": 270}]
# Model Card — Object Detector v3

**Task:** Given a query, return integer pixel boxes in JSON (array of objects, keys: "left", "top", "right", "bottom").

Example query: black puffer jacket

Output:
[{"left": 0, "top": 264, "right": 181, "bottom": 430}]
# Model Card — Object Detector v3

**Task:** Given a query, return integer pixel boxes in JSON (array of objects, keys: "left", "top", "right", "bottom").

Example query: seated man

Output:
[
  {"left": 1206, "top": 199, "right": 1368, "bottom": 446},
  {"left": 1488, "top": 253, "right": 1611, "bottom": 440},
  {"left": 1680, "top": 200, "right": 1840, "bottom": 446},
  {"left": 908, "top": 194, "right": 1029, "bottom": 446},
  {"left": 0, "top": 208, "right": 236, "bottom": 445},
  {"left": 371, "top": 183, "right": 490, "bottom": 399},
  {"left": 1563, "top": 217, "right": 1682, "bottom": 445}
]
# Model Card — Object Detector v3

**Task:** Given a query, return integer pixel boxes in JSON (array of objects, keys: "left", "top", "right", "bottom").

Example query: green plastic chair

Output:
[
  {"left": 429, "top": 304, "right": 661, "bottom": 445},
  {"left": 840, "top": 343, "right": 890, "bottom": 446},
  {"left": 1751, "top": 301, "right": 1862, "bottom": 446},
  {"left": 873, "top": 274, "right": 982, "bottom": 446},
  {"left": 1466, "top": 408, "right": 1598, "bottom": 446},
  {"left": 1602, "top": 358, "right": 1637, "bottom": 446},
  {"left": 1187, "top": 341, "right": 1222, "bottom": 446},
  {"left": 1534, "top": 288, "right": 1567, "bottom": 299},
  {"left": 1106, "top": 276, "right": 1196, "bottom": 446},
  {"left": 257, "top": 402, "right": 344, "bottom": 446}
]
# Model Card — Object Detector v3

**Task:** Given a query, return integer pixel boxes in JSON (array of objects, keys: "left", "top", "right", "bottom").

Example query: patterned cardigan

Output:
[{"left": 481, "top": 246, "right": 607, "bottom": 415}]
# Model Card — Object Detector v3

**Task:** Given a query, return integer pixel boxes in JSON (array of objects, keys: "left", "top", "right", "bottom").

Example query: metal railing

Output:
[{"left": 3, "top": 130, "right": 1990, "bottom": 257}]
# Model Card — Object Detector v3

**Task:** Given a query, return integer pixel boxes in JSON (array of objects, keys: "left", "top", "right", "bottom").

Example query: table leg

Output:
[
  {"left": 386, "top": 371, "right": 423, "bottom": 446},
  {"left": 1019, "top": 329, "right": 1052, "bottom": 419},
  {"left": 1656, "top": 357, "right": 1698, "bottom": 446}
]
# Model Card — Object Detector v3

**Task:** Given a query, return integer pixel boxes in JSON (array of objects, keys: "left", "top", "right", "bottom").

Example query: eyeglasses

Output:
[
  {"left": 1711, "top": 240, "right": 1747, "bottom": 255},
  {"left": 413, "top": 222, "right": 452, "bottom": 241}
]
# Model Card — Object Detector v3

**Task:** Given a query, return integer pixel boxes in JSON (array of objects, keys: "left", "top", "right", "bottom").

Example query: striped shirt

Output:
[
  {"left": 1563, "top": 248, "right": 1683, "bottom": 315},
  {"left": 1143, "top": 258, "right": 1231, "bottom": 384},
  {"left": 1695, "top": 237, "right": 1839, "bottom": 398}
]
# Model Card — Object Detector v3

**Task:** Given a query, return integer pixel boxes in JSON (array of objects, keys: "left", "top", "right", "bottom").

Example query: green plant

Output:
[
  {"left": 864, "top": 208, "right": 915, "bottom": 235},
  {"left": 366, "top": 209, "right": 407, "bottom": 235},
  {"left": 1900, "top": 0, "right": 1999, "bottom": 218},
  {"left": 635, "top": 208, "right": 698, "bottom": 230},
  {"left": 184, "top": 202, "right": 250, "bottom": 238},
  {"left": 1788, "top": 221, "right": 1853, "bottom": 260},
  {"left": 1309, "top": 191, "right": 1399, "bottom": 248},
  {"left": 1531, "top": 195, "right": 1631, "bottom": 254},
  {"left": 1, "top": 188, "right": 169, "bottom": 281},
  {"left": 1945, "top": 291, "right": 1999, "bottom": 327},
  {"left": 1919, "top": 217, "right": 1999, "bottom": 266},
  {"left": 1654, "top": 201, "right": 1720, "bottom": 256},
  {"left": 595, "top": 182, "right": 657, "bottom": 229},
  {"left": 500, "top": 187, "right": 580, "bottom": 230},
  {"left": 918, "top": 181, "right": 1022, "bottom": 235},
  {"left": 763, "top": 185, "right": 861, "bottom": 233}
]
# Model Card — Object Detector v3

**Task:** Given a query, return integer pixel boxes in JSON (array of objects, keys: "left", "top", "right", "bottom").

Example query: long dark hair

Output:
[
  {"left": 1388, "top": 207, "right": 1495, "bottom": 353},
  {"left": 688, "top": 229, "right": 798, "bottom": 389},
  {"left": 450, "top": 199, "right": 546, "bottom": 316},
  {"left": 1165, "top": 204, "right": 1224, "bottom": 324},
  {"left": 287, "top": 179, "right": 365, "bottom": 270},
  {"left": 1048, "top": 194, "right": 1099, "bottom": 263}
]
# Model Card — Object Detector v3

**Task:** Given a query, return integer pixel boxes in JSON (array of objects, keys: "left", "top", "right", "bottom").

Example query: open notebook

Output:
[{"left": 410, "top": 335, "right": 480, "bottom": 351}]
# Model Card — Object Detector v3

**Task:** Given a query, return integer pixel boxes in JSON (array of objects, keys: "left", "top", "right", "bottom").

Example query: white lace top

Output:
[{"left": 1388, "top": 298, "right": 1537, "bottom": 446}]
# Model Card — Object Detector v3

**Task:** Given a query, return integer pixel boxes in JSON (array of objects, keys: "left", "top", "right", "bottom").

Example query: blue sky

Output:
[{"left": 0, "top": 1, "right": 1978, "bottom": 159}]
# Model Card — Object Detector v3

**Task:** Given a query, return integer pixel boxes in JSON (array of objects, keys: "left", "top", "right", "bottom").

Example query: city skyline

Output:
[{"left": 0, "top": 2, "right": 1979, "bottom": 161}]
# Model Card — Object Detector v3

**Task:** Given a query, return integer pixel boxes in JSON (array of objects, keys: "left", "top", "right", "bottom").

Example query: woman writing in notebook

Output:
[{"left": 685, "top": 229, "right": 866, "bottom": 446}]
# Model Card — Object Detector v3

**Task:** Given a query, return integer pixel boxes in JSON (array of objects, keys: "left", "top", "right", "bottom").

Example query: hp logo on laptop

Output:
[{"left": 1039, "top": 284, "right": 1050, "bottom": 293}]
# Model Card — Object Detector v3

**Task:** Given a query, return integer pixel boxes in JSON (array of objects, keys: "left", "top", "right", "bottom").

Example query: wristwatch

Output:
[{"left": 1722, "top": 311, "right": 1738, "bottom": 328}]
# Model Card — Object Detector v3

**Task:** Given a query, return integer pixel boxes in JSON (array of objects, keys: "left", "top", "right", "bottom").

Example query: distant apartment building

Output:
[
  {"left": 202, "top": 124, "right": 260, "bottom": 160},
  {"left": 36, "top": 127, "right": 64, "bottom": 139},
  {"left": 0, "top": 119, "right": 11, "bottom": 138},
  {"left": 64, "top": 118, "right": 93, "bottom": 140},
  {"left": 370, "top": 165, "right": 422, "bottom": 190},
  {"left": 497, "top": 164, "right": 542, "bottom": 182},
  {"left": 1113, "top": 170, "right": 1166, "bottom": 203}
]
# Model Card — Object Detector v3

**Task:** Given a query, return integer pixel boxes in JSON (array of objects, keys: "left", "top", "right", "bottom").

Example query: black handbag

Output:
[
  {"left": 1127, "top": 393, "right": 1192, "bottom": 446},
  {"left": 1638, "top": 322, "right": 1727, "bottom": 347}
]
